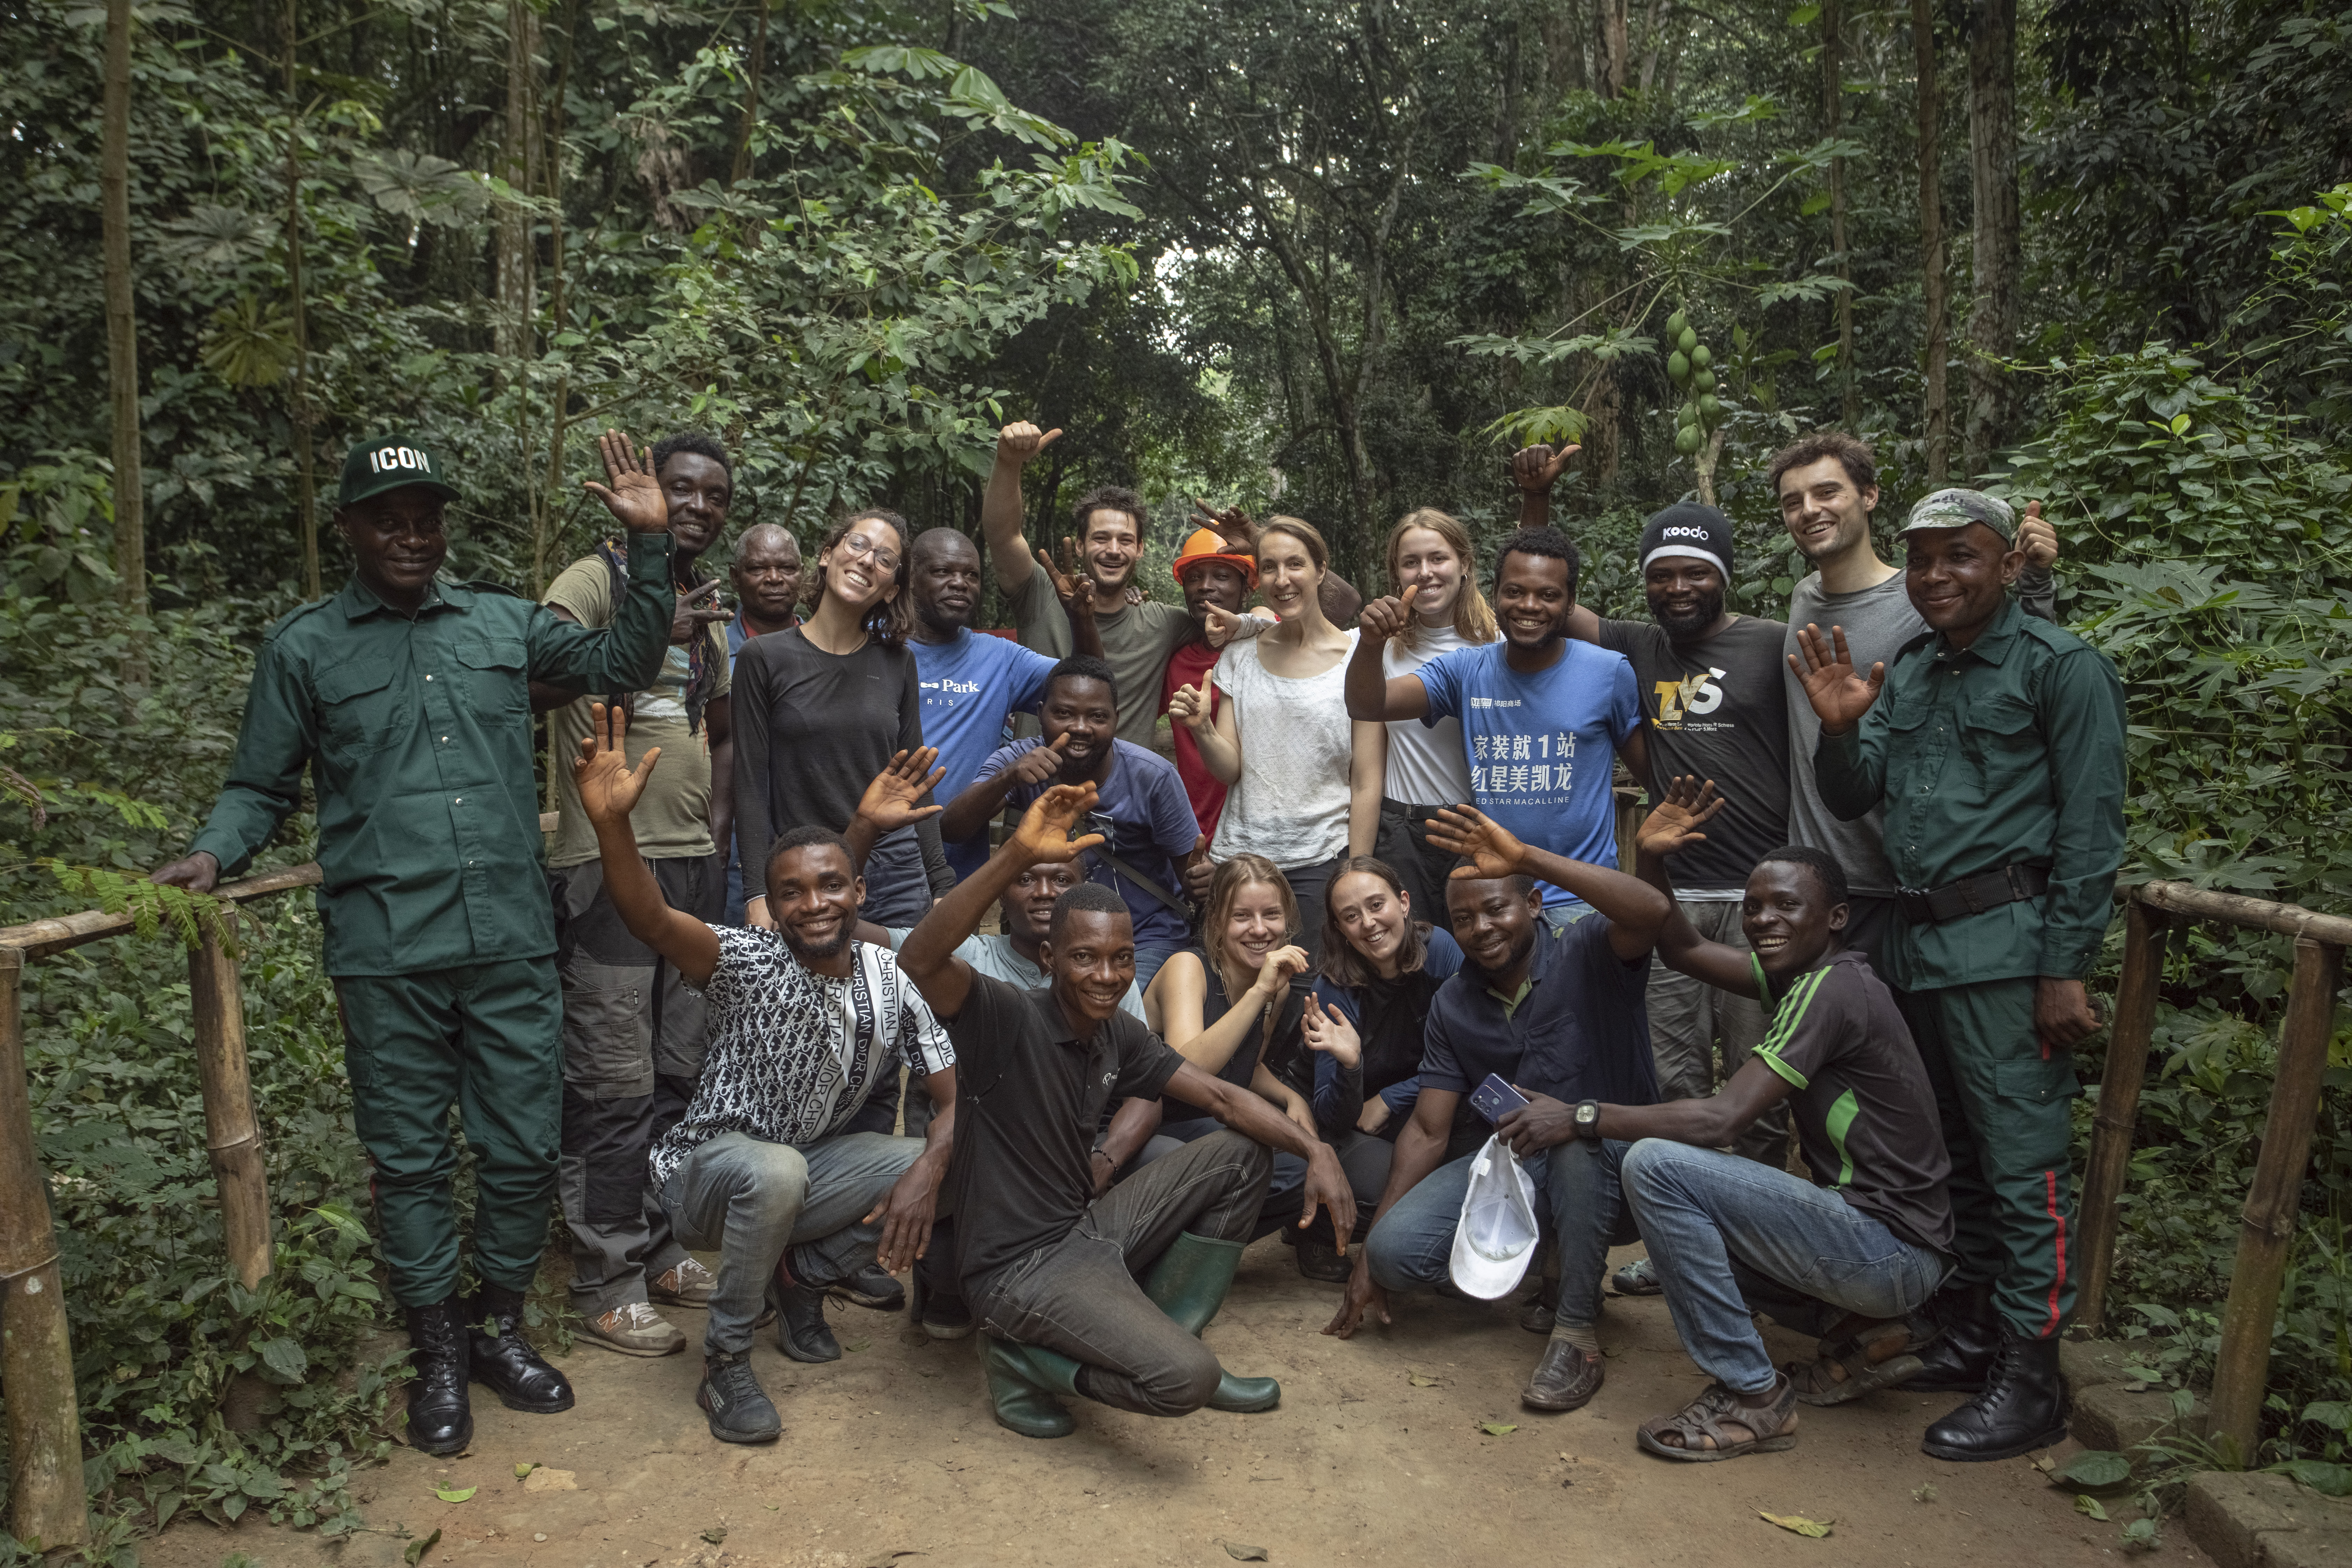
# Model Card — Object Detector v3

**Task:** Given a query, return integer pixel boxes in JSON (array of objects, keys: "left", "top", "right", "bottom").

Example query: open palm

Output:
[
  {"left": 1424, "top": 803, "right": 1526, "bottom": 880},
  {"left": 1011, "top": 783, "right": 1104, "bottom": 863},
  {"left": 1788, "top": 623, "right": 1884, "bottom": 732},
  {"left": 856, "top": 747, "right": 946, "bottom": 835},
  {"left": 583, "top": 428, "right": 668, "bottom": 533},
  {"left": 1637, "top": 775, "right": 1728, "bottom": 860},
  {"left": 573, "top": 703, "right": 660, "bottom": 825}
]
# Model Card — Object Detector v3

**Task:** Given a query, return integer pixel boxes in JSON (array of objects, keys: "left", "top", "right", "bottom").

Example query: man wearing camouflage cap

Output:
[
  {"left": 152, "top": 430, "right": 679, "bottom": 1456},
  {"left": 1790, "top": 486, "right": 2125, "bottom": 1465}
]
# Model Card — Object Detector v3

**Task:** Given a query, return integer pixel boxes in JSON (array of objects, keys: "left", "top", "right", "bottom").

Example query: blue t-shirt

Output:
[
  {"left": 984, "top": 737, "right": 1199, "bottom": 947},
  {"left": 1411, "top": 639, "right": 1640, "bottom": 908},
  {"left": 915, "top": 629, "right": 1062, "bottom": 878},
  {"left": 1419, "top": 914, "right": 1655, "bottom": 1108}
]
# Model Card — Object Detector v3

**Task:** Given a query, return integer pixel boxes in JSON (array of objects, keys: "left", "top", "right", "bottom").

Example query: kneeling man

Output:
[
  {"left": 896, "top": 785, "right": 1353, "bottom": 1437},
  {"left": 575, "top": 706, "right": 955, "bottom": 1444}
]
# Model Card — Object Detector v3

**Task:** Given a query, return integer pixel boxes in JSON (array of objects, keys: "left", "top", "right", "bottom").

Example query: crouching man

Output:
[
  {"left": 895, "top": 783, "right": 1354, "bottom": 1438},
  {"left": 1564, "top": 778, "right": 1956, "bottom": 1461},
  {"left": 572, "top": 705, "right": 956, "bottom": 1444}
]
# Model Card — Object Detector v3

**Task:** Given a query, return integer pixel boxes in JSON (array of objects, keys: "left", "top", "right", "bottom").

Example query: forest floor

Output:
[{"left": 144, "top": 1238, "right": 2211, "bottom": 1568}]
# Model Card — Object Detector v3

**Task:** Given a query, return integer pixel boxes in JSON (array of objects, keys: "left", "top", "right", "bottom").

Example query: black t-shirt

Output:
[
  {"left": 1159, "top": 948, "right": 1308, "bottom": 1120},
  {"left": 1751, "top": 948, "right": 1954, "bottom": 1255},
  {"left": 1595, "top": 614, "right": 1791, "bottom": 891},
  {"left": 940, "top": 973, "right": 1186, "bottom": 1293}
]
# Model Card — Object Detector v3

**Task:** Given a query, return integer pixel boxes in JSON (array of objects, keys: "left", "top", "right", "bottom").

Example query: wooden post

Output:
[
  {"left": 0, "top": 946, "right": 86, "bottom": 1549},
  {"left": 2208, "top": 936, "right": 2343, "bottom": 1461},
  {"left": 2076, "top": 899, "right": 2169, "bottom": 1334},
  {"left": 189, "top": 929, "right": 272, "bottom": 1289}
]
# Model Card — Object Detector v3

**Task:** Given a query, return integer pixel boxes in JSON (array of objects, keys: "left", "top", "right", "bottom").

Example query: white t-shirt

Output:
[
  {"left": 1208, "top": 630, "right": 1359, "bottom": 869},
  {"left": 1380, "top": 625, "right": 1483, "bottom": 805}
]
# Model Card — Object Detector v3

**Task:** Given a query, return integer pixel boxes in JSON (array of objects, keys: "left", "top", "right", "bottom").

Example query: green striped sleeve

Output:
[
  {"left": 1824, "top": 1088, "right": 1860, "bottom": 1187},
  {"left": 1751, "top": 965, "right": 1831, "bottom": 1090}
]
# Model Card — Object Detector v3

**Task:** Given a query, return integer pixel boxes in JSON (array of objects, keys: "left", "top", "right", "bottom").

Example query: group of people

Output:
[{"left": 154, "top": 415, "right": 2125, "bottom": 1471}]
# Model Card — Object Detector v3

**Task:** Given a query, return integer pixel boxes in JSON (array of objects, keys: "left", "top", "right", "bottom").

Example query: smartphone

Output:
[{"left": 1469, "top": 1073, "right": 1531, "bottom": 1125}]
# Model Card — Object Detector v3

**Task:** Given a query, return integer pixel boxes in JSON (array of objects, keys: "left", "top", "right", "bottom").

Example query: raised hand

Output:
[
  {"left": 1300, "top": 996, "right": 1362, "bottom": 1069},
  {"left": 1787, "top": 623, "right": 1885, "bottom": 735},
  {"left": 1511, "top": 442, "right": 1578, "bottom": 493},
  {"left": 1009, "top": 732, "right": 1072, "bottom": 787},
  {"left": 1636, "top": 775, "right": 1728, "bottom": 860},
  {"left": 1426, "top": 803, "right": 1530, "bottom": 881},
  {"left": 995, "top": 421, "right": 1062, "bottom": 469},
  {"left": 1039, "top": 538, "right": 1093, "bottom": 621},
  {"left": 1167, "top": 680, "right": 1214, "bottom": 732},
  {"left": 583, "top": 429, "right": 669, "bottom": 533},
  {"left": 855, "top": 747, "right": 947, "bottom": 836},
  {"left": 1357, "top": 584, "right": 1420, "bottom": 645},
  {"left": 670, "top": 577, "right": 730, "bottom": 645},
  {"left": 1188, "top": 498, "right": 1259, "bottom": 555},
  {"left": 1199, "top": 602, "right": 1247, "bottom": 648},
  {"left": 573, "top": 702, "right": 661, "bottom": 825},
  {"left": 2017, "top": 500, "right": 2059, "bottom": 569},
  {"left": 1009, "top": 782, "right": 1104, "bottom": 863},
  {"left": 1249, "top": 943, "right": 1312, "bottom": 1000}
]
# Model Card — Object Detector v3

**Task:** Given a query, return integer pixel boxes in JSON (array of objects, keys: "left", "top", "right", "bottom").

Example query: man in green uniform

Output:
[
  {"left": 1791, "top": 488, "right": 2126, "bottom": 1463},
  {"left": 150, "top": 430, "right": 677, "bottom": 1456}
]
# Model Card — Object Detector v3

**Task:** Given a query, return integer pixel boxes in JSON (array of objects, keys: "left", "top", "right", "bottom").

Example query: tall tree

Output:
[
  {"left": 1914, "top": 0, "right": 1948, "bottom": 483},
  {"left": 281, "top": 0, "right": 317, "bottom": 600},
  {"left": 1824, "top": 0, "right": 1855, "bottom": 426},
  {"left": 1965, "top": 0, "right": 2019, "bottom": 472},
  {"left": 1597, "top": 0, "right": 1630, "bottom": 98},
  {"left": 495, "top": 0, "right": 539, "bottom": 368},
  {"left": 101, "top": 0, "right": 146, "bottom": 675}
]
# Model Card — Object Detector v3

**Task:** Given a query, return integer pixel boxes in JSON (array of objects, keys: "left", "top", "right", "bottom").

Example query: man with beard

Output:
[
  {"left": 980, "top": 422, "right": 1289, "bottom": 748},
  {"left": 1160, "top": 526, "right": 1261, "bottom": 837},
  {"left": 1345, "top": 528, "right": 1648, "bottom": 925},
  {"left": 1511, "top": 451, "right": 1792, "bottom": 1168},
  {"left": 905, "top": 526, "right": 1102, "bottom": 878},
  {"left": 722, "top": 523, "right": 803, "bottom": 924},
  {"left": 531, "top": 432, "right": 738, "bottom": 1358},
  {"left": 939, "top": 657, "right": 1201, "bottom": 993},
  {"left": 151, "top": 430, "right": 676, "bottom": 1456},
  {"left": 573, "top": 704, "right": 958, "bottom": 1445}
]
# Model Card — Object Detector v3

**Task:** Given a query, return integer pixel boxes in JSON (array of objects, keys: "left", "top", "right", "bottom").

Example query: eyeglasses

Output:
[{"left": 836, "top": 532, "right": 901, "bottom": 574}]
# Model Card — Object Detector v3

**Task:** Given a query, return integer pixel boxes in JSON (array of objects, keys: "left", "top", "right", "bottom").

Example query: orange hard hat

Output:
[{"left": 1171, "top": 526, "right": 1258, "bottom": 588}]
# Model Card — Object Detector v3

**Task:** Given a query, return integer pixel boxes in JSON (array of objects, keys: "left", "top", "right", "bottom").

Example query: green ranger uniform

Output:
[
  {"left": 1815, "top": 562, "right": 2126, "bottom": 1341},
  {"left": 189, "top": 438, "right": 674, "bottom": 1306}
]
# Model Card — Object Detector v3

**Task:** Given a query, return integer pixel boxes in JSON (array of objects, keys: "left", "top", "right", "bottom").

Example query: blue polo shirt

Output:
[
  {"left": 1418, "top": 913, "right": 1656, "bottom": 1108},
  {"left": 982, "top": 737, "right": 1199, "bottom": 948},
  {"left": 1412, "top": 638, "right": 1640, "bottom": 909},
  {"left": 914, "top": 629, "right": 1062, "bottom": 878}
]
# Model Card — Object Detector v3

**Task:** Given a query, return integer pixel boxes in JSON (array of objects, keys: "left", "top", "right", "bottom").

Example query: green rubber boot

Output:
[
  {"left": 1141, "top": 1232, "right": 1281, "bottom": 1414},
  {"left": 979, "top": 1334, "right": 1083, "bottom": 1439}
]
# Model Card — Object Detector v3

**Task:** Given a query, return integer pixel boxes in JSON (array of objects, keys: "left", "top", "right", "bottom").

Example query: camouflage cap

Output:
[{"left": 1899, "top": 487, "right": 2014, "bottom": 542}]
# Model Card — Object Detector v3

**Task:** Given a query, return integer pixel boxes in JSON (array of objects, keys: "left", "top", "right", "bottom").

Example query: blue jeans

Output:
[
  {"left": 657, "top": 1129, "right": 921, "bottom": 1357},
  {"left": 1133, "top": 940, "right": 1184, "bottom": 998},
  {"left": 1617, "top": 1138, "right": 1949, "bottom": 1394},
  {"left": 1362, "top": 1133, "right": 1635, "bottom": 1319}
]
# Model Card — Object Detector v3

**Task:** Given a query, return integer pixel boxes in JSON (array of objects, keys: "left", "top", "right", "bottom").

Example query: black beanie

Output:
[{"left": 1638, "top": 503, "right": 1734, "bottom": 578}]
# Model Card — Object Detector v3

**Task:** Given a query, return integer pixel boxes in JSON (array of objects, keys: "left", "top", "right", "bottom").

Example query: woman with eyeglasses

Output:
[
  {"left": 733, "top": 509, "right": 950, "bottom": 928},
  {"left": 1169, "top": 517, "right": 1382, "bottom": 961}
]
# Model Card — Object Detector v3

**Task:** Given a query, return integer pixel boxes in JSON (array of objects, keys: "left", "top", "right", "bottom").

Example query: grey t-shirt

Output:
[
  {"left": 1783, "top": 567, "right": 2056, "bottom": 895},
  {"left": 1006, "top": 568, "right": 1258, "bottom": 749}
]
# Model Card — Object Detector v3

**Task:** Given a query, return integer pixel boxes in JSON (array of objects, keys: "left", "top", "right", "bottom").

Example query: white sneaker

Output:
[
  {"left": 650, "top": 1257, "right": 718, "bottom": 1308},
  {"left": 586, "top": 1301, "right": 687, "bottom": 1357}
]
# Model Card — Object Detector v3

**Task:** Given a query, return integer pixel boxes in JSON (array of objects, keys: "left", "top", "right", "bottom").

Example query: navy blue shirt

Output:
[
  {"left": 1418, "top": 915, "right": 1656, "bottom": 1107},
  {"left": 984, "top": 737, "right": 1199, "bottom": 948}
]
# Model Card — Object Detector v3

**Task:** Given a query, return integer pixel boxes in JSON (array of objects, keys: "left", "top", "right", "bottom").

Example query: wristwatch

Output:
[{"left": 1573, "top": 1100, "right": 1602, "bottom": 1142}]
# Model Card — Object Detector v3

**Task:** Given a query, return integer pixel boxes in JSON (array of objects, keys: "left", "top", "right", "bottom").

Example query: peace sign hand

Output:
[
  {"left": 1188, "top": 498, "right": 1259, "bottom": 555},
  {"left": 1039, "top": 538, "right": 1093, "bottom": 622},
  {"left": 584, "top": 429, "right": 669, "bottom": 533}
]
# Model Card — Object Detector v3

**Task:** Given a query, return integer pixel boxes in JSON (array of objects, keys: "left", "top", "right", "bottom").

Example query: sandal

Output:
[
  {"left": 1787, "top": 1312, "right": 1934, "bottom": 1408},
  {"left": 1636, "top": 1374, "right": 1798, "bottom": 1462}
]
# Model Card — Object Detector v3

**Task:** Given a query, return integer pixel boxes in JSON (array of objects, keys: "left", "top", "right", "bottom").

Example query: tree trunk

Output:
[
  {"left": 1544, "top": 0, "right": 1588, "bottom": 94},
  {"left": 495, "top": 0, "right": 539, "bottom": 369},
  {"left": 1825, "top": 0, "right": 1855, "bottom": 426},
  {"left": 730, "top": 0, "right": 770, "bottom": 186},
  {"left": 1965, "top": 0, "right": 2019, "bottom": 475},
  {"left": 1596, "top": 0, "right": 1629, "bottom": 98},
  {"left": 102, "top": 0, "right": 147, "bottom": 680},
  {"left": 535, "top": 0, "right": 577, "bottom": 599},
  {"left": 1915, "top": 0, "right": 1949, "bottom": 484},
  {"left": 283, "top": 0, "right": 317, "bottom": 600}
]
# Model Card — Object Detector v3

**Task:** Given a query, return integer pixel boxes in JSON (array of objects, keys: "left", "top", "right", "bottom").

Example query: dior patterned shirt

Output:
[{"left": 650, "top": 929, "right": 954, "bottom": 1194}]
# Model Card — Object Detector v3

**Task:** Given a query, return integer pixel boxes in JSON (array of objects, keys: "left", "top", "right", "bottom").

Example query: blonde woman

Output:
[
  {"left": 1374, "top": 508, "right": 1499, "bottom": 916},
  {"left": 1170, "top": 518, "right": 1382, "bottom": 960}
]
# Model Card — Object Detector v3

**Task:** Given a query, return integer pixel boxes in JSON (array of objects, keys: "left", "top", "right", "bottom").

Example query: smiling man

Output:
[
  {"left": 532, "top": 432, "right": 740, "bottom": 1358},
  {"left": 1345, "top": 526, "right": 1647, "bottom": 924},
  {"left": 1794, "top": 486, "right": 2125, "bottom": 1463},
  {"left": 1160, "top": 527, "right": 1260, "bottom": 836},
  {"left": 149, "top": 431, "right": 677, "bottom": 1456}
]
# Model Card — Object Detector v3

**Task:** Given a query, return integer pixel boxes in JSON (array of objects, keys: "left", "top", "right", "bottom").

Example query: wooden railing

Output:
[
  {"left": 2077, "top": 880, "right": 2350, "bottom": 1462},
  {"left": 0, "top": 814, "right": 559, "bottom": 1549}
]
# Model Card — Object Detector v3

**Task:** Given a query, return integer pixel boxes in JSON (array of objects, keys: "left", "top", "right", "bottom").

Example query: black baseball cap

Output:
[{"left": 338, "top": 434, "right": 460, "bottom": 508}]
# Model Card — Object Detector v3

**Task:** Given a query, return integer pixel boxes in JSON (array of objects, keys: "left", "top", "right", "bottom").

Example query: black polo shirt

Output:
[
  {"left": 940, "top": 972, "right": 1187, "bottom": 1294},
  {"left": 1419, "top": 913, "right": 1657, "bottom": 1108}
]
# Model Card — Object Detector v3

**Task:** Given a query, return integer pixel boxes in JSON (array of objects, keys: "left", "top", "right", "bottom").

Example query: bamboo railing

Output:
[
  {"left": 2076, "top": 880, "right": 2350, "bottom": 1463},
  {"left": 0, "top": 813, "right": 559, "bottom": 1548}
]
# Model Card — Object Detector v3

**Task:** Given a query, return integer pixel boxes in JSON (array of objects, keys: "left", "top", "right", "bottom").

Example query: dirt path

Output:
[{"left": 148, "top": 1240, "right": 2208, "bottom": 1568}]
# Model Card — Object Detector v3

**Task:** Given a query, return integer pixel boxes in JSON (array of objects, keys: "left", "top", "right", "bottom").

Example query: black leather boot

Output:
[
  {"left": 465, "top": 1282, "right": 575, "bottom": 1414},
  {"left": 1920, "top": 1330, "right": 2070, "bottom": 1462},
  {"left": 402, "top": 1300, "right": 473, "bottom": 1455},
  {"left": 1902, "top": 1280, "right": 1999, "bottom": 1393}
]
